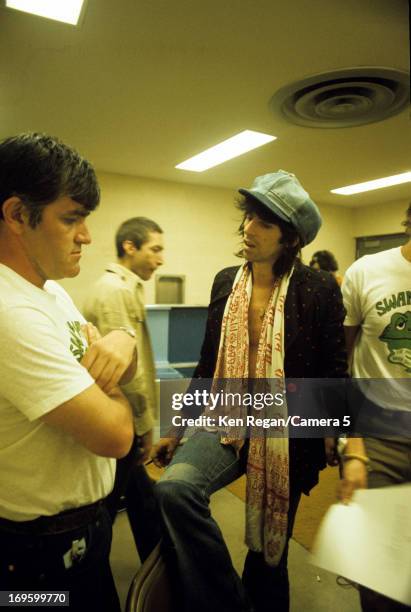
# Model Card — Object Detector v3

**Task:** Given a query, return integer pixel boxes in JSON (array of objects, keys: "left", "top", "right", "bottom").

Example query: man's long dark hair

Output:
[{"left": 236, "top": 195, "right": 301, "bottom": 278}]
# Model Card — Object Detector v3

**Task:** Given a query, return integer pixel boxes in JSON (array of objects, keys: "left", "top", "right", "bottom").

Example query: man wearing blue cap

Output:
[{"left": 153, "top": 171, "right": 347, "bottom": 612}]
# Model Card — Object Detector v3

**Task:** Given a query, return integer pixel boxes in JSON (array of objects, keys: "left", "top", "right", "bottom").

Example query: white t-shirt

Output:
[
  {"left": 342, "top": 247, "right": 411, "bottom": 411},
  {"left": 0, "top": 264, "right": 115, "bottom": 521}
]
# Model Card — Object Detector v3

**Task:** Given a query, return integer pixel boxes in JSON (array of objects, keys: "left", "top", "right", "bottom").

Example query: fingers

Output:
[
  {"left": 92, "top": 361, "right": 117, "bottom": 389},
  {"left": 80, "top": 330, "right": 136, "bottom": 392},
  {"left": 81, "top": 323, "right": 91, "bottom": 344},
  {"left": 100, "top": 363, "right": 125, "bottom": 393},
  {"left": 87, "top": 323, "right": 101, "bottom": 343},
  {"left": 326, "top": 450, "right": 339, "bottom": 466},
  {"left": 151, "top": 443, "right": 172, "bottom": 468},
  {"left": 80, "top": 342, "right": 97, "bottom": 371},
  {"left": 81, "top": 335, "right": 131, "bottom": 372},
  {"left": 104, "top": 330, "right": 135, "bottom": 362},
  {"left": 81, "top": 341, "right": 129, "bottom": 390},
  {"left": 88, "top": 360, "right": 123, "bottom": 392},
  {"left": 337, "top": 459, "right": 368, "bottom": 504},
  {"left": 150, "top": 438, "right": 181, "bottom": 468},
  {"left": 338, "top": 479, "right": 355, "bottom": 504},
  {"left": 81, "top": 322, "right": 101, "bottom": 345},
  {"left": 152, "top": 451, "right": 168, "bottom": 468},
  {"left": 324, "top": 437, "right": 339, "bottom": 466}
]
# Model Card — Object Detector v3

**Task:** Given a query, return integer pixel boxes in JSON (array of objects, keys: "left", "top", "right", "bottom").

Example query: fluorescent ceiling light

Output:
[
  {"left": 331, "top": 171, "right": 411, "bottom": 195},
  {"left": 176, "top": 130, "right": 276, "bottom": 172},
  {"left": 6, "top": 0, "right": 85, "bottom": 25}
]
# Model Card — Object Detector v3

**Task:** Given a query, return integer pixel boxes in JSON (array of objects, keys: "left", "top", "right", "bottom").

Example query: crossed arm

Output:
[{"left": 41, "top": 328, "right": 137, "bottom": 458}]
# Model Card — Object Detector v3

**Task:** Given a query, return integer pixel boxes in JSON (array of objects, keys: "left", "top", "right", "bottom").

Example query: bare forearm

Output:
[
  {"left": 42, "top": 384, "right": 134, "bottom": 459},
  {"left": 345, "top": 437, "right": 367, "bottom": 457},
  {"left": 108, "top": 386, "right": 134, "bottom": 423},
  {"left": 106, "top": 386, "right": 134, "bottom": 453}
]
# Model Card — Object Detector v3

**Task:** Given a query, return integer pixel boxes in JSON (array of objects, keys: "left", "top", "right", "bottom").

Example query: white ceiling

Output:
[{"left": 0, "top": 0, "right": 409, "bottom": 208}]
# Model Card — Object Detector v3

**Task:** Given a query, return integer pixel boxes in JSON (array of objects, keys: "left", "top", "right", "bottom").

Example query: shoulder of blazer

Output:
[
  {"left": 209, "top": 261, "right": 338, "bottom": 304},
  {"left": 289, "top": 260, "right": 338, "bottom": 292},
  {"left": 210, "top": 266, "right": 240, "bottom": 304}
]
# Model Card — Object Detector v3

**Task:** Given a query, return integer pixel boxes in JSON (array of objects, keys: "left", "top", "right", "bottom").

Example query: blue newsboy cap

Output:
[{"left": 239, "top": 170, "right": 322, "bottom": 246}]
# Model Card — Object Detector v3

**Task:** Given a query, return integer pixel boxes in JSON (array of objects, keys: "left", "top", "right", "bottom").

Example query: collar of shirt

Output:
[{"left": 105, "top": 262, "right": 143, "bottom": 291}]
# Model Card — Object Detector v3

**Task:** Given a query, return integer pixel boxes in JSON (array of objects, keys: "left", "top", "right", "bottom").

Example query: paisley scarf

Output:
[{"left": 213, "top": 263, "right": 292, "bottom": 566}]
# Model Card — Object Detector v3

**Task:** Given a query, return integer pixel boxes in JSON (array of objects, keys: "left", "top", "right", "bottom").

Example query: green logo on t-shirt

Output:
[
  {"left": 379, "top": 311, "right": 411, "bottom": 372},
  {"left": 67, "top": 321, "right": 86, "bottom": 361}
]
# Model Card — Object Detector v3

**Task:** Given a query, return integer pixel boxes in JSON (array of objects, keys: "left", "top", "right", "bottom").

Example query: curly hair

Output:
[{"left": 309, "top": 250, "right": 339, "bottom": 273}]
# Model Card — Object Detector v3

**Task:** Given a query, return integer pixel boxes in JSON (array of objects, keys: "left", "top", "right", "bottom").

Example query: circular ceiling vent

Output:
[{"left": 269, "top": 67, "right": 410, "bottom": 128}]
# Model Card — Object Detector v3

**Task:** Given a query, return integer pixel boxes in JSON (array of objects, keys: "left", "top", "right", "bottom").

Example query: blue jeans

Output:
[
  {"left": 0, "top": 504, "right": 120, "bottom": 612},
  {"left": 155, "top": 432, "right": 301, "bottom": 612}
]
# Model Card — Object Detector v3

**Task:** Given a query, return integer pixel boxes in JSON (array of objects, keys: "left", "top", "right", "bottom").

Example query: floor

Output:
[{"left": 110, "top": 486, "right": 361, "bottom": 612}]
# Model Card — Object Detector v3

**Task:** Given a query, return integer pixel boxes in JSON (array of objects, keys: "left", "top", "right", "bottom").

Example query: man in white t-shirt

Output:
[
  {"left": 0, "top": 133, "right": 136, "bottom": 611},
  {"left": 341, "top": 203, "right": 411, "bottom": 612}
]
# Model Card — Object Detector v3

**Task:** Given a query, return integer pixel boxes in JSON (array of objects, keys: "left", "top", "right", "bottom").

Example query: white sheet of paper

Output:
[{"left": 311, "top": 485, "right": 411, "bottom": 606}]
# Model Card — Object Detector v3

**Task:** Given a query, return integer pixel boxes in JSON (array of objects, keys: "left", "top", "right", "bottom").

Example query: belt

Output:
[
  {"left": 372, "top": 404, "right": 411, "bottom": 425},
  {"left": 358, "top": 405, "right": 411, "bottom": 438},
  {"left": 0, "top": 499, "right": 105, "bottom": 536}
]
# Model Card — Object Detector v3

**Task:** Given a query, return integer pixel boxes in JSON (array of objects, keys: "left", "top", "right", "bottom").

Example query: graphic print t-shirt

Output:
[
  {"left": 0, "top": 265, "right": 115, "bottom": 520},
  {"left": 342, "top": 247, "right": 411, "bottom": 412}
]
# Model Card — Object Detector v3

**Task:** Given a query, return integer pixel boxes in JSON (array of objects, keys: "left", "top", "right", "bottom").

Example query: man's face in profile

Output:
[
  {"left": 21, "top": 196, "right": 91, "bottom": 283},
  {"left": 128, "top": 231, "right": 164, "bottom": 281}
]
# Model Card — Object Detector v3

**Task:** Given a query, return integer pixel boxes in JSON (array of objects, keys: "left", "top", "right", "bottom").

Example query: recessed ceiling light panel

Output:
[
  {"left": 331, "top": 171, "right": 411, "bottom": 195},
  {"left": 176, "top": 130, "right": 276, "bottom": 172},
  {"left": 6, "top": 0, "right": 85, "bottom": 25}
]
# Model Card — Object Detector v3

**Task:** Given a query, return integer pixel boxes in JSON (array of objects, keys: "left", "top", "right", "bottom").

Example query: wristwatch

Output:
[{"left": 117, "top": 326, "right": 136, "bottom": 339}]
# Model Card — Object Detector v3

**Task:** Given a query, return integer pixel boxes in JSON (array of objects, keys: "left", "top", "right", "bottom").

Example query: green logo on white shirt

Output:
[
  {"left": 67, "top": 321, "right": 87, "bottom": 361},
  {"left": 379, "top": 312, "right": 411, "bottom": 373}
]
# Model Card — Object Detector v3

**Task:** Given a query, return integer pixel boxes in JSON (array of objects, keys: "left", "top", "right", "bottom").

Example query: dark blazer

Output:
[{"left": 193, "top": 261, "right": 348, "bottom": 494}]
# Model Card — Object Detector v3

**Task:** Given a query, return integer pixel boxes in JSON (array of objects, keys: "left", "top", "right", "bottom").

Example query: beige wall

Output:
[
  {"left": 61, "top": 172, "right": 406, "bottom": 310},
  {"left": 351, "top": 198, "right": 409, "bottom": 237},
  {"left": 302, "top": 204, "right": 354, "bottom": 276},
  {"left": 60, "top": 172, "right": 240, "bottom": 310}
]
